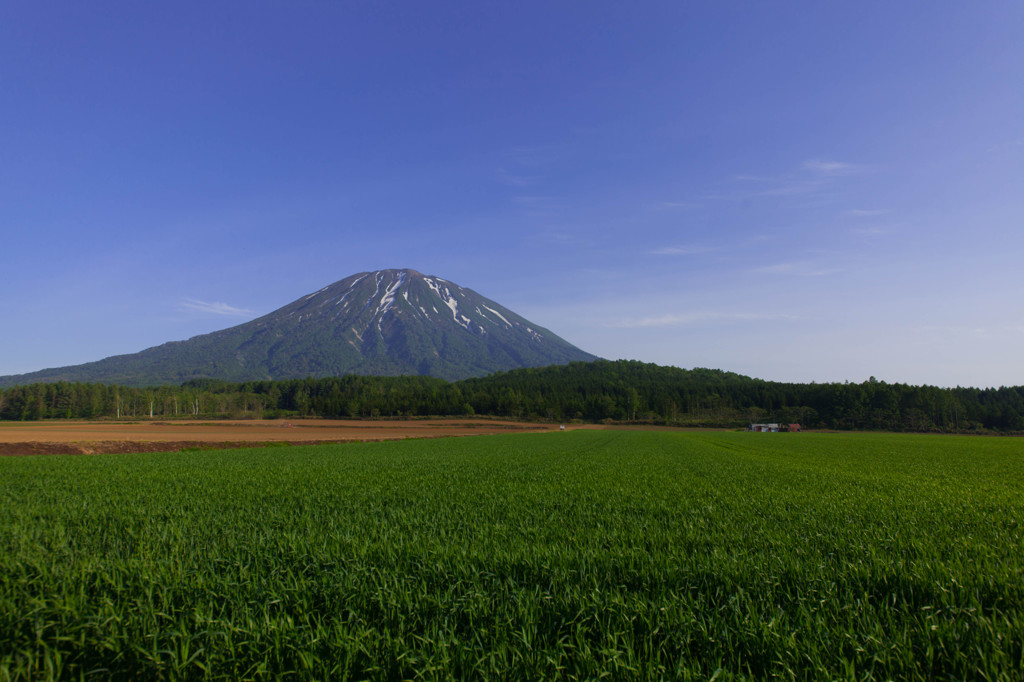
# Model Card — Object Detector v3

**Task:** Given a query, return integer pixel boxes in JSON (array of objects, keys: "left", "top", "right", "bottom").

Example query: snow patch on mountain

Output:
[
  {"left": 343, "top": 274, "right": 368, "bottom": 300},
  {"left": 422, "top": 277, "right": 441, "bottom": 299},
  {"left": 375, "top": 271, "right": 406, "bottom": 319},
  {"left": 421, "top": 278, "right": 471, "bottom": 330},
  {"left": 362, "top": 274, "right": 383, "bottom": 311},
  {"left": 304, "top": 285, "right": 330, "bottom": 300},
  {"left": 481, "top": 304, "right": 513, "bottom": 327},
  {"left": 442, "top": 288, "right": 471, "bottom": 329},
  {"left": 331, "top": 289, "right": 355, "bottom": 308}
]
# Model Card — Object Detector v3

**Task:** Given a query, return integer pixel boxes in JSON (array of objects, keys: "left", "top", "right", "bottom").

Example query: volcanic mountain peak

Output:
[
  {"left": 269, "top": 269, "right": 551, "bottom": 344},
  {"left": 0, "top": 269, "right": 598, "bottom": 386}
]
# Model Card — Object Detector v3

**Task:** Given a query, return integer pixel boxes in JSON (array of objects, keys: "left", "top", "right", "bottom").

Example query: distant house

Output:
[
  {"left": 749, "top": 423, "right": 780, "bottom": 432},
  {"left": 787, "top": 423, "right": 801, "bottom": 432}
]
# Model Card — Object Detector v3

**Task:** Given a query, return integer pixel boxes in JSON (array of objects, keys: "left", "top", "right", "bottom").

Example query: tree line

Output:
[{"left": 1, "top": 360, "right": 1022, "bottom": 432}]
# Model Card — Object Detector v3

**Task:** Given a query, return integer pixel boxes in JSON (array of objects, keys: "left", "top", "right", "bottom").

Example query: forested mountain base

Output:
[{"left": 1, "top": 360, "right": 1022, "bottom": 432}]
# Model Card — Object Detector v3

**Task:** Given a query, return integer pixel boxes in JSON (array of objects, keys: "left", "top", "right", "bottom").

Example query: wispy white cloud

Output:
[
  {"left": 918, "top": 323, "right": 1024, "bottom": 341},
  {"left": 505, "top": 145, "right": 560, "bottom": 168},
  {"left": 756, "top": 180, "right": 829, "bottom": 197},
  {"left": 851, "top": 226, "right": 891, "bottom": 236},
  {"left": 180, "top": 299, "right": 254, "bottom": 316},
  {"left": 802, "top": 159, "right": 862, "bottom": 175},
  {"left": 535, "top": 230, "right": 584, "bottom": 246},
  {"left": 513, "top": 195, "right": 566, "bottom": 218},
  {"left": 649, "top": 245, "right": 715, "bottom": 256},
  {"left": 729, "top": 159, "right": 871, "bottom": 198},
  {"left": 514, "top": 195, "right": 556, "bottom": 206},
  {"left": 753, "top": 262, "right": 836, "bottom": 277},
  {"left": 496, "top": 168, "right": 540, "bottom": 187},
  {"left": 846, "top": 209, "right": 890, "bottom": 217},
  {"left": 610, "top": 311, "right": 798, "bottom": 328},
  {"left": 987, "top": 136, "right": 1024, "bottom": 154},
  {"left": 496, "top": 145, "right": 561, "bottom": 188}
]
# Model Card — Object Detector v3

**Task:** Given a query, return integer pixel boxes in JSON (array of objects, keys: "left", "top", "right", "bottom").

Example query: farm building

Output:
[{"left": 749, "top": 423, "right": 801, "bottom": 432}]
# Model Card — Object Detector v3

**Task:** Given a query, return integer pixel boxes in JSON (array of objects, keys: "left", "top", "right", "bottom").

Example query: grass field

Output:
[{"left": 1, "top": 430, "right": 1021, "bottom": 680}]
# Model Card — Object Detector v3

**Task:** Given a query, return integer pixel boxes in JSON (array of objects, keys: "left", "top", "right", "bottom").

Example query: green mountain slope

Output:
[{"left": 0, "top": 269, "right": 598, "bottom": 387}]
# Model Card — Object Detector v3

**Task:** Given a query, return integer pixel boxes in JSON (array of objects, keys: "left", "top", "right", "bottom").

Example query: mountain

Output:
[{"left": 0, "top": 269, "right": 599, "bottom": 387}]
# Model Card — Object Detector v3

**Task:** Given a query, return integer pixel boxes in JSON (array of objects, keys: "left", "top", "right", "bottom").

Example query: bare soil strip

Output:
[{"left": 0, "top": 419, "right": 569, "bottom": 456}]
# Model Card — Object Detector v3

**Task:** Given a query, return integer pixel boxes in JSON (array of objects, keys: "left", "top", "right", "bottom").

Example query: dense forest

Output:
[{"left": 1, "top": 360, "right": 1022, "bottom": 432}]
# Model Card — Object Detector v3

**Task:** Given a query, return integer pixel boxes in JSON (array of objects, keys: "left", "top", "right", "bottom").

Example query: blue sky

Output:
[{"left": 2, "top": 1, "right": 1022, "bottom": 387}]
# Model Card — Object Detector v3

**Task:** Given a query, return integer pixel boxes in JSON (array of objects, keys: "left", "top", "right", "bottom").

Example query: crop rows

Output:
[{"left": 1, "top": 430, "right": 1021, "bottom": 680}]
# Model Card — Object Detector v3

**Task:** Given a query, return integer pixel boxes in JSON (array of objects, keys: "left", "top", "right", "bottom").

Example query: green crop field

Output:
[{"left": 1, "top": 431, "right": 1021, "bottom": 680}]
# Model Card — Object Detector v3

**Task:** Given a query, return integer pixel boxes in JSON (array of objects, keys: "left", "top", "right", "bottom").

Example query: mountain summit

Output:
[{"left": 0, "top": 269, "right": 598, "bottom": 386}]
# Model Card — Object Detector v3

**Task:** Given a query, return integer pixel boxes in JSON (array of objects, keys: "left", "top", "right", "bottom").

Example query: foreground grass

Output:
[{"left": 0, "top": 431, "right": 1021, "bottom": 680}]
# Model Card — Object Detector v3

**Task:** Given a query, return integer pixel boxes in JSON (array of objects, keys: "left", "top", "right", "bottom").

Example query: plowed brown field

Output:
[{"left": 0, "top": 419, "right": 576, "bottom": 456}]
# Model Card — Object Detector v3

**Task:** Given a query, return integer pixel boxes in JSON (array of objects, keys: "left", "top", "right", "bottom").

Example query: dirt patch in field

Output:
[{"left": 0, "top": 419, "right": 576, "bottom": 456}]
